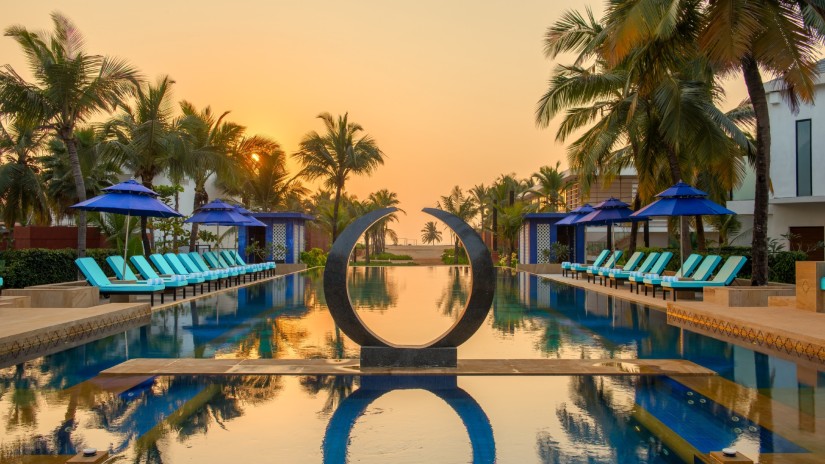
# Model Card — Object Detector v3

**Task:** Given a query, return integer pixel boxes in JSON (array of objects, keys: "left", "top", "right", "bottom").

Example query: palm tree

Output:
[
  {"left": 469, "top": 183, "right": 490, "bottom": 233},
  {"left": 437, "top": 186, "right": 476, "bottom": 264},
  {"left": 0, "top": 117, "right": 51, "bottom": 228},
  {"left": 421, "top": 221, "right": 443, "bottom": 245},
  {"left": 178, "top": 102, "right": 245, "bottom": 247},
  {"left": 599, "top": 1, "right": 825, "bottom": 284},
  {"left": 367, "top": 189, "right": 403, "bottom": 254},
  {"left": 536, "top": 6, "right": 751, "bottom": 262},
  {"left": 293, "top": 112, "right": 385, "bottom": 243},
  {"left": 225, "top": 136, "right": 308, "bottom": 212},
  {"left": 101, "top": 76, "right": 183, "bottom": 254},
  {"left": 0, "top": 12, "right": 139, "bottom": 257},
  {"left": 532, "top": 161, "right": 570, "bottom": 212},
  {"left": 42, "top": 127, "right": 121, "bottom": 220}
]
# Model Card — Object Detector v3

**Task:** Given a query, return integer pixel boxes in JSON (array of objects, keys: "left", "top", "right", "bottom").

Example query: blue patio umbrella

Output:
[
  {"left": 71, "top": 179, "right": 183, "bottom": 277},
  {"left": 631, "top": 181, "right": 734, "bottom": 269},
  {"left": 185, "top": 199, "right": 252, "bottom": 250},
  {"left": 555, "top": 204, "right": 595, "bottom": 226},
  {"left": 578, "top": 198, "right": 646, "bottom": 251}
]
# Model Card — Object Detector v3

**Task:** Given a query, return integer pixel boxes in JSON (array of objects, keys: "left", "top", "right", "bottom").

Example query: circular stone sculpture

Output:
[{"left": 323, "top": 207, "right": 495, "bottom": 367}]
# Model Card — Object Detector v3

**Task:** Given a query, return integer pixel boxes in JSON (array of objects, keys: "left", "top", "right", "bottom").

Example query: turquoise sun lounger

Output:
[
  {"left": 220, "top": 250, "right": 265, "bottom": 279},
  {"left": 186, "top": 253, "right": 232, "bottom": 289},
  {"left": 571, "top": 250, "right": 620, "bottom": 280},
  {"left": 564, "top": 250, "right": 608, "bottom": 278},
  {"left": 625, "top": 252, "right": 675, "bottom": 294},
  {"left": 232, "top": 250, "right": 276, "bottom": 276},
  {"left": 76, "top": 257, "right": 165, "bottom": 305},
  {"left": 640, "top": 254, "right": 719, "bottom": 297},
  {"left": 606, "top": 252, "right": 660, "bottom": 288},
  {"left": 107, "top": 256, "right": 189, "bottom": 300},
  {"left": 177, "top": 253, "right": 221, "bottom": 291},
  {"left": 150, "top": 254, "right": 206, "bottom": 294},
  {"left": 129, "top": 255, "right": 192, "bottom": 296},
  {"left": 660, "top": 256, "right": 748, "bottom": 301},
  {"left": 591, "top": 251, "right": 644, "bottom": 285}
]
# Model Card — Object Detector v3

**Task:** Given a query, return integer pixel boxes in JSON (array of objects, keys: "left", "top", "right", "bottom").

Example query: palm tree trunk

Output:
[
  {"left": 364, "top": 233, "right": 371, "bottom": 264},
  {"left": 742, "top": 55, "right": 770, "bottom": 286},
  {"left": 695, "top": 215, "right": 707, "bottom": 251},
  {"left": 454, "top": 236, "right": 459, "bottom": 265},
  {"left": 140, "top": 180, "right": 154, "bottom": 256},
  {"left": 62, "top": 132, "right": 87, "bottom": 258},
  {"left": 629, "top": 194, "right": 640, "bottom": 255},
  {"left": 665, "top": 146, "right": 692, "bottom": 262},
  {"left": 332, "top": 183, "right": 343, "bottom": 243},
  {"left": 188, "top": 184, "right": 209, "bottom": 250}
]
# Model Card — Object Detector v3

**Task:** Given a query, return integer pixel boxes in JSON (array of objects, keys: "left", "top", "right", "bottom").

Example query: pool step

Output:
[{"left": 100, "top": 358, "right": 716, "bottom": 376}]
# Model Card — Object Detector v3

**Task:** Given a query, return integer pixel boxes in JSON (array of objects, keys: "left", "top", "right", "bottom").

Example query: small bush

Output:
[
  {"left": 631, "top": 246, "right": 804, "bottom": 283},
  {"left": 373, "top": 252, "right": 413, "bottom": 260},
  {"left": 0, "top": 248, "right": 118, "bottom": 288},
  {"left": 300, "top": 248, "right": 328, "bottom": 268},
  {"left": 441, "top": 247, "right": 469, "bottom": 265}
]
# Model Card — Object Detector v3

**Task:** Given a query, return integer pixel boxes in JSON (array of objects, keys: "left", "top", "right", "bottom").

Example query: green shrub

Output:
[
  {"left": 768, "top": 251, "right": 806, "bottom": 284},
  {"left": 300, "top": 248, "right": 328, "bottom": 268},
  {"left": 631, "top": 246, "right": 804, "bottom": 283},
  {"left": 441, "top": 247, "right": 469, "bottom": 264},
  {"left": 373, "top": 252, "right": 413, "bottom": 260},
  {"left": 0, "top": 248, "right": 117, "bottom": 288}
]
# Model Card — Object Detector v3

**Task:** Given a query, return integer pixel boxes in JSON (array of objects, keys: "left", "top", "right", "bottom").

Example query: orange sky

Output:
[{"left": 2, "top": 1, "right": 749, "bottom": 243}]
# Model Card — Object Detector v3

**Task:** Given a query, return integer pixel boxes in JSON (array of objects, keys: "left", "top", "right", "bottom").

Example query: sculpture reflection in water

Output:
[{"left": 322, "top": 376, "right": 495, "bottom": 464}]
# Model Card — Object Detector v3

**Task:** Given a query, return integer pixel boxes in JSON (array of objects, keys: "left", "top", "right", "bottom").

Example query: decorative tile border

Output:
[
  {"left": 0, "top": 307, "right": 150, "bottom": 367},
  {"left": 667, "top": 307, "right": 825, "bottom": 365}
]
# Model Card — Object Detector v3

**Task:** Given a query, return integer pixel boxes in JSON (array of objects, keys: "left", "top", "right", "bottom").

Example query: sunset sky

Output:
[{"left": 2, "top": 1, "right": 749, "bottom": 242}]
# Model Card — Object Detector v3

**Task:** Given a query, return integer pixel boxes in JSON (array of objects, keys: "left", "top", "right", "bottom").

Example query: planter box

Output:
[
  {"left": 703, "top": 285, "right": 795, "bottom": 308},
  {"left": 274, "top": 264, "right": 307, "bottom": 275},
  {"left": 5, "top": 281, "right": 99, "bottom": 308},
  {"left": 517, "top": 263, "right": 562, "bottom": 274},
  {"left": 795, "top": 261, "right": 825, "bottom": 312}
]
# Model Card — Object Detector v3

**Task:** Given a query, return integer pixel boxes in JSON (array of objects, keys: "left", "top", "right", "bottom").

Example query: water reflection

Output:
[
  {"left": 0, "top": 268, "right": 821, "bottom": 463},
  {"left": 322, "top": 376, "right": 494, "bottom": 464}
]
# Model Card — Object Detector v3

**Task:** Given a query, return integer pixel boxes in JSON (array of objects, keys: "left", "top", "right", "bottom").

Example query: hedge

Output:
[
  {"left": 0, "top": 248, "right": 118, "bottom": 289},
  {"left": 633, "top": 246, "right": 806, "bottom": 284}
]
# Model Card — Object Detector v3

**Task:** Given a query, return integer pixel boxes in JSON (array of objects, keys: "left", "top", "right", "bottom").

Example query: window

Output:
[{"left": 796, "top": 119, "right": 812, "bottom": 196}]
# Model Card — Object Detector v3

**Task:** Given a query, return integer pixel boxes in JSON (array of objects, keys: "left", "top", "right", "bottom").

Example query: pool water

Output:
[{"left": 0, "top": 267, "right": 822, "bottom": 463}]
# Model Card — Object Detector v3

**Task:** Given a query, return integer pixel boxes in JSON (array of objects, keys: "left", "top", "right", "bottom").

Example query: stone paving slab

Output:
[{"left": 100, "top": 358, "right": 716, "bottom": 376}]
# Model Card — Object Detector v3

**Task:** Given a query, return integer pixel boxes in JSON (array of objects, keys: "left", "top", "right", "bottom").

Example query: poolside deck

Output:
[
  {"left": 540, "top": 273, "right": 825, "bottom": 367},
  {"left": 100, "top": 357, "right": 716, "bottom": 376},
  {"left": 0, "top": 302, "right": 150, "bottom": 367},
  {"left": 0, "top": 272, "right": 292, "bottom": 368}
]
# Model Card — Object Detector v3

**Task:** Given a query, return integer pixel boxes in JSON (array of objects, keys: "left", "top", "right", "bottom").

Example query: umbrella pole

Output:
[{"left": 123, "top": 213, "right": 131, "bottom": 279}]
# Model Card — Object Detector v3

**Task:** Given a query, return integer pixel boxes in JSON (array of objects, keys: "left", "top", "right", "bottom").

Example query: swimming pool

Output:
[{"left": 0, "top": 267, "right": 822, "bottom": 463}]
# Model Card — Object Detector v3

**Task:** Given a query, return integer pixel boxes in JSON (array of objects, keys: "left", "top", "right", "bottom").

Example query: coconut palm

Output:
[
  {"left": 537, "top": 6, "right": 752, "bottom": 262},
  {"left": 0, "top": 117, "right": 51, "bottom": 228},
  {"left": 367, "top": 189, "right": 403, "bottom": 254},
  {"left": 41, "top": 127, "right": 121, "bottom": 220},
  {"left": 177, "top": 101, "right": 245, "bottom": 247},
  {"left": 599, "top": 1, "right": 825, "bottom": 284},
  {"left": 421, "top": 221, "right": 442, "bottom": 245},
  {"left": 293, "top": 112, "right": 385, "bottom": 243},
  {"left": 101, "top": 76, "right": 184, "bottom": 254},
  {"left": 0, "top": 12, "right": 139, "bottom": 256},
  {"left": 437, "top": 186, "right": 477, "bottom": 264},
  {"left": 532, "top": 161, "right": 570, "bottom": 212},
  {"left": 469, "top": 183, "right": 491, "bottom": 233}
]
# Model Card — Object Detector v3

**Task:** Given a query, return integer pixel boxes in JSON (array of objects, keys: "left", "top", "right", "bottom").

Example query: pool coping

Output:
[
  {"left": 537, "top": 272, "right": 825, "bottom": 368},
  {"left": 100, "top": 357, "right": 716, "bottom": 376}
]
